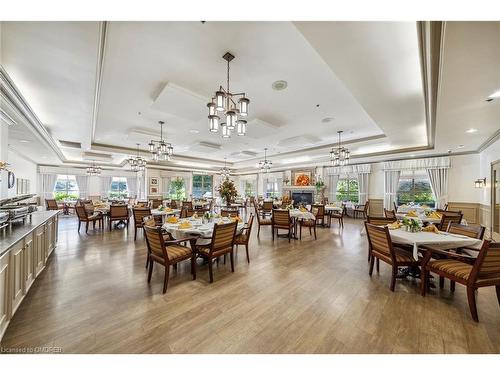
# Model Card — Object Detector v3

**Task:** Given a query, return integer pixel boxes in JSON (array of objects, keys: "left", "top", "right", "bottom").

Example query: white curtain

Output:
[
  {"left": 75, "top": 175, "right": 89, "bottom": 199},
  {"left": 328, "top": 174, "right": 340, "bottom": 202},
  {"left": 126, "top": 176, "right": 138, "bottom": 198},
  {"left": 161, "top": 177, "right": 170, "bottom": 198},
  {"left": 100, "top": 176, "right": 112, "bottom": 198},
  {"left": 384, "top": 170, "right": 401, "bottom": 210},
  {"left": 427, "top": 168, "right": 448, "bottom": 209},
  {"left": 37, "top": 174, "right": 57, "bottom": 205},
  {"left": 357, "top": 173, "right": 370, "bottom": 205}
]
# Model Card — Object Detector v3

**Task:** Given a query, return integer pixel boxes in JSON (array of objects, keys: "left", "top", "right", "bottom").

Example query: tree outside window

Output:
[
  {"left": 397, "top": 173, "right": 435, "bottom": 207},
  {"left": 53, "top": 175, "right": 79, "bottom": 201},
  {"left": 109, "top": 177, "right": 128, "bottom": 199},
  {"left": 169, "top": 178, "right": 186, "bottom": 200},
  {"left": 244, "top": 180, "right": 256, "bottom": 197},
  {"left": 192, "top": 175, "right": 213, "bottom": 198},
  {"left": 336, "top": 179, "right": 359, "bottom": 203}
]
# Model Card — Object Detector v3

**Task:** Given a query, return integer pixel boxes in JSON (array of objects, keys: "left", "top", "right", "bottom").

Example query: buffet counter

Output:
[{"left": 0, "top": 210, "right": 59, "bottom": 341}]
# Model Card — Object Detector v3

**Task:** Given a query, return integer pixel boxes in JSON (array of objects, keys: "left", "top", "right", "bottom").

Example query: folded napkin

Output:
[
  {"left": 165, "top": 208, "right": 173, "bottom": 212},
  {"left": 179, "top": 222, "right": 192, "bottom": 229},
  {"left": 387, "top": 221, "right": 401, "bottom": 230},
  {"left": 166, "top": 217, "right": 178, "bottom": 224},
  {"left": 422, "top": 224, "right": 439, "bottom": 234},
  {"left": 407, "top": 211, "right": 418, "bottom": 217},
  {"left": 231, "top": 216, "right": 243, "bottom": 223},
  {"left": 299, "top": 207, "right": 307, "bottom": 212}
]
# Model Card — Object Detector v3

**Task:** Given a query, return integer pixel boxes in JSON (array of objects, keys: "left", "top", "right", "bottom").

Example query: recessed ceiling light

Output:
[
  {"left": 321, "top": 117, "right": 334, "bottom": 123},
  {"left": 19, "top": 140, "right": 30, "bottom": 143},
  {"left": 272, "top": 80, "right": 288, "bottom": 91},
  {"left": 457, "top": 144, "right": 465, "bottom": 149},
  {"left": 189, "top": 129, "right": 200, "bottom": 134},
  {"left": 466, "top": 128, "right": 478, "bottom": 133}
]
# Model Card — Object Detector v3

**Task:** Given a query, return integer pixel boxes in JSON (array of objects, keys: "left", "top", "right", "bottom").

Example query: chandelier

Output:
[
  {"left": 127, "top": 143, "right": 147, "bottom": 172},
  {"left": 259, "top": 148, "right": 272, "bottom": 173},
  {"left": 219, "top": 158, "right": 231, "bottom": 179},
  {"left": 207, "top": 52, "right": 250, "bottom": 138},
  {"left": 86, "top": 161, "right": 102, "bottom": 176},
  {"left": 149, "top": 121, "right": 173, "bottom": 161},
  {"left": 330, "top": 131, "right": 350, "bottom": 167}
]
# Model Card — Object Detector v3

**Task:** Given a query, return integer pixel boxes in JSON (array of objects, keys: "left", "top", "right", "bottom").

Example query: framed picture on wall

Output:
[
  {"left": 292, "top": 170, "right": 312, "bottom": 186},
  {"left": 150, "top": 177, "right": 159, "bottom": 186},
  {"left": 149, "top": 186, "right": 158, "bottom": 194}
]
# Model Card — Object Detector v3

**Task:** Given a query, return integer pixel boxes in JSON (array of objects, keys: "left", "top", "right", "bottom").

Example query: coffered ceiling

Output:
[{"left": 1, "top": 21, "right": 498, "bottom": 173}]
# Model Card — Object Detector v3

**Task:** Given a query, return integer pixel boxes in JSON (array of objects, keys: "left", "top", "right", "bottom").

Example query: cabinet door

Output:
[
  {"left": 34, "top": 226, "right": 46, "bottom": 276},
  {"left": 46, "top": 219, "right": 56, "bottom": 257},
  {"left": 0, "top": 250, "right": 10, "bottom": 340},
  {"left": 24, "top": 234, "right": 35, "bottom": 292},
  {"left": 10, "top": 241, "right": 25, "bottom": 315}
]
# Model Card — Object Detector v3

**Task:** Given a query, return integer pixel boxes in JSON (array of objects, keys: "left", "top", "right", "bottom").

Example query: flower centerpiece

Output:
[
  {"left": 402, "top": 217, "right": 422, "bottom": 232},
  {"left": 217, "top": 178, "right": 238, "bottom": 207}
]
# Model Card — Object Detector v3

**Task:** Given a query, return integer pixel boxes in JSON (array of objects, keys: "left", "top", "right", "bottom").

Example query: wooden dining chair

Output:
[
  {"left": 421, "top": 240, "right": 500, "bottom": 322},
  {"left": 384, "top": 209, "right": 397, "bottom": 219},
  {"left": 235, "top": 214, "right": 254, "bottom": 263},
  {"left": 438, "top": 212, "right": 463, "bottom": 231},
  {"left": 393, "top": 202, "right": 398, "bottom": 213},
  {"left": 366, "top": 216, "right": 399, "bottom": 262},
  {"left": 195, "top": 221, "right": 238, "bottom": 283},
  {"left": 311, "top": 204, "right": 326, "bottom": 227},
  {"left": 45, "top": 199, "right": 61, "bottom": 211},
  {"left": 169, "top": 200, "right": 178, "bottom": 209},
  {"left": 365, "top": 222, "right": 421, "bottom": 291},
  {"left": 327, "top": 204, "right": 345, "bottom": 228},
  {"left": 253, "top": 202, "right": 272, "bottom": 237},
  {"left": 298, "top": 214, "right": 317, "bottom": 240},
  {"left": 272, "top": 209, "right": 294, "bottom": 242},
  {"left": 354, "top": 201, "right": 369, "bottom": 219},
  {"left": 109, "top": 204, "right": 130, "bottom": 230},
  {"left": 143, "top": 224, "right": 196, "bottom": 294},
  {"left": 182, "top": 201, "right": 193, "bottom": 210},
  {"left": 221, "top": 209, "right": 238, "bottom": 218},
  {"left": 149, "top": 199, "right": 162, "bottom": 209},
  {"left": 180, "top": 207, "right": 194, "bottom": 218},
  {"left": 262, "top": 201, "right": 273, "bottom": 216},
  {"left": 132, "top": 207, "right": 152, "bottom": 240},
  {"left": 75, "top": 205, "right": 103, "bottom": 234}
]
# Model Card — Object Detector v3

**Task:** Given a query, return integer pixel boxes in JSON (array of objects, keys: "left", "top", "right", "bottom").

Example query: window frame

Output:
[
  {"left": 396, "top": 170, "right": 435, "bottom": 207},
  {"left": 53, "top": 174, "right": 80, "bottom": 200},
  {"left": 335, "top": 178, "right": 359, "bottom": 203},
  {"left": 192, "top": 174, "right": 213, "bottom": 199},
  {"left": 109, "top": 177, "right": 129, "bottom": 199}
]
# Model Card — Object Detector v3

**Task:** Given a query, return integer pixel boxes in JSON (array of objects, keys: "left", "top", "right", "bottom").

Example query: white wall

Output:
[
  {"left": 6, "top": 150, "right": 38, "bottom": 197},
  {"left": 479, "top": 138, "right": 500, "bottom": 205},
  {"left": 448, "top": 154, "right": 481, "bottom": 203}
]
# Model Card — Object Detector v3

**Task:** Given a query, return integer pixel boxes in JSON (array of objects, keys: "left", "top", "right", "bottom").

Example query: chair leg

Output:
[
  {"left": 376, "top": 258, "right": 380, "bottom": 273},
  {"left": 421, "top": 269, "right": 427, "bottom": 296},
  {"left": 208, "top": 259, "right": 214, "bottom": 283},
  {"left": 162, "top": 265, "right": 170, "bottom": 294},
  {"left": 299, "top": 225, "right": 302, "bottom": 240},
  {"left": 390, "top": 266, "right": 397, "bottom": 291},
  {"left": 245, "top": 244, "right": 250, "bottom": 264},
  {"left": 257, "top": 225, "right": 260, "bottom": 238},
  {"left": 369, "top": 256, "right": 375, "bottom": 276},
  {"left": 147, "top": 259, "right": 153, "bottom": 282},
  {"left": 495, "top": 285, "right": 500, "bottom": 307},
  {"left": 145, "top": 251, "right": 149, "bottom": 269},
  {"left": 85, "top": 222, "right": 89, "bottom": 234},
  {"left": 450, "top": 280, "right": 456, "bottom": 292},
  {"left": 272, "top": 226, "right": 274, "bottom": 240},
  {"left": 78, "top": 220, "right": 81, "bottom": 232},
  {"left": 439, "top": 276, "right": 444, "bottom": 289},
  {"left": 191, "top": 254, "right": 196, "bottom": 280},
  {"left": 134, "top": 227, "right": 137, "bottom": 241},
  {"left": 230, "top": 251, "right": 234, "bottom": 272},
  {"left": 93, "top": 220, "right": 96, "bottom": 229},
  {"left": 313, "top": 225, "right": 316, "bottom": 240},
  {"left": 467, "top": 287, "right": 479, "bottom": 322}
]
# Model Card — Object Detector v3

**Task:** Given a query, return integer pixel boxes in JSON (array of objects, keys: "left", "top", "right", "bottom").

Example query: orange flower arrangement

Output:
[{"left": 295, "top": 174, "right": 310, "bottom": 186}]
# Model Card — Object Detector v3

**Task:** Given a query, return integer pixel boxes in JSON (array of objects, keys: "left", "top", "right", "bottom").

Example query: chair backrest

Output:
[
  {"left": 143, "top": 225, "right": 168, "bottom": 261},
  {"left": 221, "top": 209, "right": 238, "bottom": 218},
  {"left": 470, "top": 241, "right": 500, "bottom": 283},
  {"left": 272, "top": 209, "right": 291, "bottom": 226},
  {"left": 311, "top": 204, "right": 325, "bottom": 218},
  {"left": 182, "top": 201, "right": 193, "bottom": 210},
  {"left": 384, "top": 209, "right": 396, "bottom": 219},
  {"left": 439, "top": 212, "right": 463, "bottom": 231},
  {"left": 443, "top": 203, "right": 449, "bottom": 211},
  {"left": 448, "top": 223, "right": 485, "bottom": 239},
  {"left": 367, "top": 216, "right": 395, "bottom": 226},
  {"left": 365, "top": 222, "right": 394, "bottom": 260},
  {"left": 142, "top": 215, "right": 158, "bottom": 227},
  {"left": 133, "top": 207, "right": 152, "bottom": 226},
  {"left": 262, "top": 201, "right": 273, "bottom": 211},
  {"left": 150, "top": 199, "right": 162, "bottom": 209},
  {"left": 169, "top": 200, "right": 178, "bottom": 209},
  {"left": 393, "top": 202, "right": 398, "bottom": 212},
  {"left": 364, "top": 201, "right": 370, "bottom": 214},
  {"left": 46, "top": 199, "right": 59, "bottom": 210},
  {"left": 211, "top": 221, "right": 237, "bottom": 254},
  {"left": 75, "top": 205, "right": 88, "bottom": 220},
  {"left": 110, "top": 205, "right": 129, "bottom": 219},
  {"left": 88, "top": 195, "right": 101, "bottom": 203},
  {"left": 245, "top": 214, "right": 254, "bottom": 239}
]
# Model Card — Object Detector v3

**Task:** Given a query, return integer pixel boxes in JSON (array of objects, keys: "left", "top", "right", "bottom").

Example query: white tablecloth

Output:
[
  {"left": 395, "top": 213, "right": 441, "bottom": 224},
  {"left": 397, "top": 205, "right": 433, "bottom": 214},
  {"left": 288, "top": 209, "right": 315, "bottom": 221},
  {"left": 325, "top": 205, "right": 342, "bottom": 213},
  {"left": 389, "top": 228, "right": 482, "bottom": 260},
  {"left": 163, "top": 219, "right": 244, "bottom": 245},
  {"left": 151, "top": 208, "right": 180, "bottom": 216}
]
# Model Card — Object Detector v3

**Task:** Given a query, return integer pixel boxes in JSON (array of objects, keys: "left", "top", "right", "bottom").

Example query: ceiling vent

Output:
[{"left": 58, "top": 140, "right": 82, "bottom": 149}]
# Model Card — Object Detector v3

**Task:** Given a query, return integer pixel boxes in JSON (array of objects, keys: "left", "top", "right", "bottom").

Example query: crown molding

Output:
[{"left": 90, "top": 21, "right": 108, "bottom": 144}]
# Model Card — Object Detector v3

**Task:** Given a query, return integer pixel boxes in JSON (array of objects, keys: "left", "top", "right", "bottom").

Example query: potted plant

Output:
[{"left": 217, "top": 178, "right": 238, "bottom": 207}]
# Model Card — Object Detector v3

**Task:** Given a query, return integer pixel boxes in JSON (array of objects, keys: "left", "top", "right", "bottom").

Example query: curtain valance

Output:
[
  {"left": 383, "top": 157, "right": 450, "bottom": 171},
  {"left": 326, "top": 163, "right": 371, "bottom": 176}
]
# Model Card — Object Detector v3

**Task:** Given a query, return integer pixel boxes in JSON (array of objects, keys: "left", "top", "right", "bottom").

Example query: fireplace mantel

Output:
[{"left": 282, "top": 186, "right": 316, "bottom": 191}]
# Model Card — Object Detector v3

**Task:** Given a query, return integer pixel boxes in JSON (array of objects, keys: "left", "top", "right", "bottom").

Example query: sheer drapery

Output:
[
  {"left": 100, "top": 176, "right": 112, "bottom": 198},
  {"left": 75, "top": 175, "right": 89, "bottom": 199},
  {"left": 328, "top": 174, "right": 340, "bottom": 202},
  {"left": 37, "top": 174, "right": 57, "bottom": 205},
  {"left": 126, "top": 176, "right": 138, "bottom": 198},
  {"left": 357, "top": 173, "right": 370, "bottom": 205},
  {"left": 384, "top": 170, "right": 401, "bottom": 210},
  {"left": 426, "top": 168, "right": 448, "bottom": 209},
  {"left": 161, "top": 177, "right": 170, "bottom": 199}
]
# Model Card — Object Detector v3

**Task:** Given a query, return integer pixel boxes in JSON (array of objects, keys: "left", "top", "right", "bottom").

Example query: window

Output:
[
  {"left": 397, "top": 171, "right": 435, "bottom": 207},
  {"left": 192, "top": 175, "right": 213, "bottom": 198},
  {"left": 53, "top": 175, "right": 79, "bottom": 200},
  {"left": 336, "top": 179, "right": 359, "bottom": 203},
  {"left": 109, "top": 177, "right": 128, "bottom": 199},
  {"left": 265, "top": 178, "right": 280, "bottom": 198},
  {"left": 243, "top": 180, "right": 256, "bottom": 197},
  {"left": 169, "top": 177, "right": 186, "bottom": 200}
]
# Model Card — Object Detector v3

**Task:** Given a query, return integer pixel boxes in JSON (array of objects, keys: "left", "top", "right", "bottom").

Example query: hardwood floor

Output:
[{"left": 1, "top": 212, "right": 500, "bottom": 353}]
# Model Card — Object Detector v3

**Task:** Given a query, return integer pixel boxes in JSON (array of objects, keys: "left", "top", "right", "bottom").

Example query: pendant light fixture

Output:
[
  {"left": 149, "top": 121, "right": 173, "bottom": 161},
  {"left": 330, "top": 131, "right": 350, "bottom": 167},
  {"left": 127, "top": 143, "right": 147, "bottom": 172},
  {"left": 207, "top": 52, "right": 250, "bottom": 137},
  {"left": 219, "top": 158, "right": 231, "bottom": 179},
  {"left": 259, "top": 148, "right": 272, "bottom": 173},
  {"left": 86, "top": 161, "right": 102, "bottom": 176}
]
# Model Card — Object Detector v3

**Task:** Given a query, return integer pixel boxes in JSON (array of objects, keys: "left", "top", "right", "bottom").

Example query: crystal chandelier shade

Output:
[
  {"left": 86, "top": 162, "right": 102, "bottom": 176},
  {"left": 207, "top": 52, "right": 250, "bottom": 137},
  {"left": 330, "top": 131, "right": 350, "bottom": 167},
  {"left": 259, "top": 148, "right": 272, "bottom": 173},
  {"left": 128, "top": 144, "right": 147, "bottom": 172},
  {"left": 219, "top": 158, "right": 231, "bottom": 179},
  {"left": 149, "top": 121, "right": 173, "bottom": 161}
]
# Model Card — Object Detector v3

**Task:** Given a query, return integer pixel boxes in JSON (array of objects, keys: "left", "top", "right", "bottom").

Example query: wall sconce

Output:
[{"left": 474, "top": 178, "right": 486, "bottom": 188}]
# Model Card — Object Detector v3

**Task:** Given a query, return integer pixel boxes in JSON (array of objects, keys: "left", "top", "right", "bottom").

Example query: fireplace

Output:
[{"left": 291, "top": 191, "right": 313, "bottom": 207}]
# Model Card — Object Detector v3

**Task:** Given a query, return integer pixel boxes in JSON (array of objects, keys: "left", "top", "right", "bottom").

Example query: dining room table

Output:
[
  {"left": 151, "top": 208, "right": 181, "bottom": 217},
  {"left": 279, "top": 208, "right": 316, "bottom": 240},
  {"left": 395, "top": 213, "right": 442, "bottom": 225},
  {"left": 324, "top": 205, "right": 343, "bottom": 213}
]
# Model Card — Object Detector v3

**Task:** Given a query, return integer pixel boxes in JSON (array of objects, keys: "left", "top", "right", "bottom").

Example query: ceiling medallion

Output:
[
  {"left": 207, "top": 52, "right": 249, "bottom": 138},
  {"left": 149, "top": 121, "right": 173, "bottom": 161},
  {"left": 330, "top": 130, "right": 350, "bottom": 167},
  {"left": 219, "top": 158, "right": 231, "bottom": 179},
  {"left": 128, "top": 143, "right": 147, "bottom": 172},
  {"left": 86, "top": 161, "right": 102, "bottom": 176},
  {"left": 259, "top": 148, "right": 272, "bottom": 173}
]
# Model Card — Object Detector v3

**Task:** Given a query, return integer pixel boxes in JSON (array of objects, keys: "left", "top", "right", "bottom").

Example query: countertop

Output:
[{"left": 0, "top": 210, "right": 59, "bottom": 257}]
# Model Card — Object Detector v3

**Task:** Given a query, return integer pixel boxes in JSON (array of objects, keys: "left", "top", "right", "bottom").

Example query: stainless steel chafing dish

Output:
[{"left": 0, "top": 194, "right": 38, "bottom": 226}]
